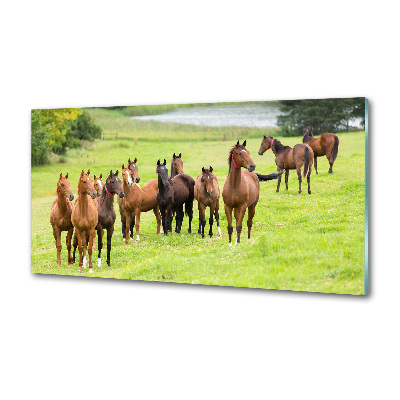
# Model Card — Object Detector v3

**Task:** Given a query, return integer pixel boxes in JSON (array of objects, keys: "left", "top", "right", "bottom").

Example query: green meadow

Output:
[{"left": 31, "top": 108, "right": 366, "bottom": 295}]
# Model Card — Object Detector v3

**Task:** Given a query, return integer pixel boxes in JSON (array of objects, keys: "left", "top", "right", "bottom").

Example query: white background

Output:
[{"left": 0, "top": 1, "right": 399, "bottom": 399}]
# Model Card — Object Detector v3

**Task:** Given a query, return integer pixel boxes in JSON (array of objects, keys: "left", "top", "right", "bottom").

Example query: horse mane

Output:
[
  {"left": 271, "top": 139, "right": 289, "bottom": 154},
  {"left": 228, "top": 145, "right": 245, "bottom": 173}
]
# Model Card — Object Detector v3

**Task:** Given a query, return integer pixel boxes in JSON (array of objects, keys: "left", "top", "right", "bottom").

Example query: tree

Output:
[
  {"left": 66, "top": 110, "right": 102, "bottom": 149},
  {"left": 277, "top": 97, "right": 365, "bottom": 136}
]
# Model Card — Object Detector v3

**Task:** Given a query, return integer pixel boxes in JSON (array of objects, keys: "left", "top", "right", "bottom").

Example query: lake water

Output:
[
  {"left": 130, "top": 103, "right": 363, "bottom": 129},
  {"left": 130, "top": 103, "right": 282, "bottom": 128}
]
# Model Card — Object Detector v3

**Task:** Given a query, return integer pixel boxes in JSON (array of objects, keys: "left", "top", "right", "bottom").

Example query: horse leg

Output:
[
  {"left": 82, "top": 232, "right": 87, "bottom": 268},
  {"left": 97, "top": 226, "right": 103, "bottom": 268},
  {"left": 208, "top": 204, "right": 214, "bottom": 238},
  {"left": 215, "top": 200, "right": 222, "bottom": 236},
  {"left": 297, "top": 167, "right": 302, "bottom": 195},
  {"left": 328, "top": 161, "right": 333, "bottom": 174},
  {"left": 53, "top": 227, "right": 62, "bottom": 267},
  {"left": 198, "top": 202, "right": 206, "bottom": 238},
  {"left": 107, "top": 225, "right": 114, "bottom": 267},
  {"left": 276, "top": 168, "right": 283, "bottom": 192},
  {"left": 72, "top": 234, "right": 78, "bottom": 263},
  {"left": 314, "top": 156, "right": 318, "bottom": 174},
  {"left": 159, "top": 205, "right": 167, "bottom": 235},
  {"left": 130, "top": 215, "right": 135, "bottom": 239},
  {"left": 76, "top": 231, "right": 84, "bottom": 273},
  {"left": 153, "top": 206, "right": 162, "bottom": 234},
  {"left": 247, "top": 204, "right": 256, "bottom": 240},
  {"left": 187, "top": 198, "right": 193, "bottom": 234},
  {"left": 122, "top": 216, "right": 126, "bottom": 240},
  {"left": 176, "top": 205, "right": 184, "bottom": 234},
  {"left": 234, "top": 204, "right": 247, "bottom": 244},
  {"left": 66, "top": 227, "right": 73, "bottom": 266},
  {"left": 88, "top": 229, "right": 95, "bottom": 272},
  {"left": 134, "top": 208, "right": 141, "bottom": 243},
  {"left": 285, "top": 170, "right": 289, "bottom": 190},
  {"left": 224, "top": 204, "right": 233, "bottom": 245},
  {"left": 125, "top": 212, "right": 132, "bottom": 245}
]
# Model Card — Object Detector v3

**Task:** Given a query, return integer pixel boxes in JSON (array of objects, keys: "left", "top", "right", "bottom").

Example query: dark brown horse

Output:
[
  {"left": 222, "top": 141, "right": 259, "bottom": 245},
  {"left": 170, "top": 153, "right": 184, "bottom": 178},
  {"left": 121, "top": 162, "right": 161, "bottom": 244},
  {"left": 194, "top": 166, "right": 221, "bottom": 238},
  {"left": 303, "top": 128, "right": 339, "bottom": 174},
  {"left": 95, "top": 170, "right": 125, "bottom": 267},
  {"left": 50, "top": 173, "right": 75, "bottom": 267},
  {"left": 156, "top": 160, "right": 195, "bottom": 235},
  {"left": 71, "top": 170, "right": 98, "bottom": 272},
  {"left": 258, "top": 136, "right": 314, "bottom": 194}
]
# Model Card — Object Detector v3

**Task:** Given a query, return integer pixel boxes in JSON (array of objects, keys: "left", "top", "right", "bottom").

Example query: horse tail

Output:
[
  {"left": 331, "top": 135, "right": 339, "bottom": 163},
  {"left": 184, "top": 176, "right": 195, "bottom": 216},
  {"left": 256, "top": 171, "right": 283, "bottom": 181},
  {"left": 303, "top": 146, "right": 310, "bottom": 179}
]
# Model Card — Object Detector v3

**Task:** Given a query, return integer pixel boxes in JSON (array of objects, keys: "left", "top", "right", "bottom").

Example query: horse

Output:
[
  {"left": 93, "top": 174, "right": 103, "bottom": 197},
  {"left": 121, "top": 162, "right": 161, "bottom": 244},
  {"left": 258, "top": 136, "right": 314, "bottom": 194},
  {"left": 194, "top": 166, "right": 221, "bottom": 238},
  {"left": 95, "top": 170, "right": 125, "bottom": 267},
  {"left": 303, "top": 128, "right": 339, "bottom": 174},
  {"left": 117, "top": 158, "right": 139, "bottom": 239},
  {"left": 156, "top": 159, "right": 195, "bottom": 235},
  {"left": 50, "top": 173, "right": 75, "bottom": 267},
  {"left": 170, "top": 153, "right": 183, "bottom": 178},
  {"left": 71, "top": 170, "right": 98, "bottom": 272},
  {"left": 222, "top": 140, "right": 260, "bottom": 245}
]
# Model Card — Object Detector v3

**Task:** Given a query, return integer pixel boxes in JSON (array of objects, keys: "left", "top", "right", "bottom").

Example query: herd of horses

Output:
[{"left": 49, "top": 129, "right": 339, "bottom": 272}]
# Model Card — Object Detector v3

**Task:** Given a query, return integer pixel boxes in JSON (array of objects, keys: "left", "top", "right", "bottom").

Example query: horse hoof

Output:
[
  {"left": 78, "top": 269, "right": 82, "bottom": 273},
  {"left": 97, "top": 258, "right": 102, "bottom": 268},
  {"left": 228, "top": 242, "right": 232, "bottom": 246},
  {"left": 218, "top": 227, "right": 222, "bottom": 236},
  {"left": 160, "top": 227, "right": 164, "bottom": 234},
  {"left": 89, "top": 268, "right": 93, "bottom": 273},
  {"left": 308, "top": 191, "right": 312, "bottom": 194}
]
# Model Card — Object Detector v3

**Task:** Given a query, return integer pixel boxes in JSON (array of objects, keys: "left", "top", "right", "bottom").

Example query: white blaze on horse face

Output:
[
  {"left": 97, "top": 180, "right": 102, "bottom": 190},
  {"left": 126, "top": 171, "right": 133, "bottom": 186},
  {"left": 242, "top": 149, "right": 247, "bottom": 153}
]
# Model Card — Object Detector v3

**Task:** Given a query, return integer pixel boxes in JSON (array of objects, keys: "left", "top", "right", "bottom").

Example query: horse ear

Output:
[
  {"left": 81, "top": 170, "right": 84, "bottom": 175},
  {"left": 109, "top": 170, "right": 113, "bottom": 176},
  {"left": 157, "top": 160, "right": 160, "bottom": 166},
  {"left": 65, "top": 173, "right": 69, "bottom": 179},
  {"left": 202, "top": 167, "right": 205, "bottom": 172},
  {"left": 122, "top": 164, "right": 125, "bottom": 170},
  {"left": 99, "top": 174, "right": 102, "bottom": 179},
  {"left": 128, "top": 158, "right": 131, "bottom": 164},
  {"left": 263, "top": 135, "right": 266, "bottom": 139},
  {"left": 179, "top": 153, "right": 181, "bottom": 158},
  {"left": 87, "top": 169, "right": 90, "bottom": 175},
  {"left": 209, "top": 166, "right": 213, "bottom": 172},
  {"left": 173, "top": 153, "right": 176, "bottom": 159},
  {"left": 236, "top": 140, "right": 240, "bottom": 146},
  {"left": 59, "top": 173, "right": 62, "bottom": 179},
  {"left": 115, "top": 170, "right": 119, "bottom": 176},
  {"left": 242, "top": 140, "right": 246, "bottom": 147},
  {"left": 134, "top": 158, "right": 137, "bottom": 164},
  {"left": 163, "top": 159, "right": 166, "bottom": 165}
]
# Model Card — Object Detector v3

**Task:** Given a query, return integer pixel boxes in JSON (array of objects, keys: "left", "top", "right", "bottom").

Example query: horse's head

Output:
[
  {"left": 156, "top": 159, "right": 169, "bottom": 188},
  {"left": 171, "top": 153, "right": 183, "bottom": 175},
  {"left": 128, "top": 157, "right": 140, "bottom": 183},
  {"left": 258, "top": 135, "right": 274, "bottom": 155},
  {"left": 201, "top": 166, "right": 214, "bottom": 196},
  {"left": 57, "top": 173, "right": 74, "bottom": 201},
  {"left": 105, "top": 170, "right": 125, "bottom": 198},
  {"left": 93, "top": 174, "right": 103, "bottom": 197},
  {"left": 121, "top": 164, "right": 134, "bottom": 188},
  {"left": 303, "top": 128, "right": 314, "bottom": 142},
  {"left": 231, "top": 140, "right": 256, "bottom": 172},
  {"left": 78, "top": 169, "right": 97, "bottom": 199}
]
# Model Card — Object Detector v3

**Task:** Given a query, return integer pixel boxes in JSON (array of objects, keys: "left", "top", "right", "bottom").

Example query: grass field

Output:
[{"left": 31, "top": 108, "right": 366, "bottom": 295}]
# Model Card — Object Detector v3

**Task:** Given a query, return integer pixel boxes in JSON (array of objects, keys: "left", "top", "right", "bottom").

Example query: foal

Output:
[
  {"left": 93, "top": 174, "right": 103, "bottom": 197},
  {"left": 222, "top": 141, "right": 259, "bottom": 245},
  {"left": 121, "top": 163, "right": 161, "bottom": 244},
  {"left": 50, "top": 173, "right": 74, "bottom": 266},
  {"left": 258, "top": 136, "right": 313, "bottom": 195},
  {"left": 95, "top": 170, "right": 125, "bottom": 267},
  {"left": 71, "top": 170, "right": 98, "bottom": 272},
  {"left": 303, "top": 128, "right": 339, "bottom": 174},
  {"left": 170, "top": 153, "right": 184, "bottom": 178},
  {"left": 194, "top": 166, "right": 221, "bottom": 238}
]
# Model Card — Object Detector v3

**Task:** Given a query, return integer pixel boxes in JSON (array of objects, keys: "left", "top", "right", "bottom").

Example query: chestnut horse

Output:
[
  {"left": 71, "top": 170, "right": 98, "bottom": 272},
  {"left": 93, "top": 174, "right": 103, "bottom": 197},
  {"left": 95, "top": 170, "right": 125, "bottom": 267},
  {"left": 222, "top": 140, "right": 259, "bottom": 245},
  {"left": 303, "top": 128, "right": 339, "bottom": 174},
  {"left": 194, "top": 166, "right": 221, "bottom": 238},
  {"left": 258, "top": 136, "right": 314, "bottom": 194},
  {"left": 50, "top": 173, "right": 75, "bottom": 266},
  {"left": 156, "top": 160, "right": 195, "bottom": 235},
  {"left": 121, "top": 162, "right": 161, "bottom": 244}
]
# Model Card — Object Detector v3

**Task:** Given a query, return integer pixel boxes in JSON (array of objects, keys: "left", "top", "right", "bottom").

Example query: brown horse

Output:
[
  {"left": 303, "top": 128, "right": 339, "bottom": 174},
  {"left": 95, "top": 170, "right": 125, "bottom": 267},
  {"left": 121, "top": 162, "right": 161, "bottom": 244},
  {"left": 71, "top": 170, "right": 98, "bottom": 272},
  {"left": 156, "top": 160, "right": 195, "bottom": 235},
  {"left": 194, "top": 166, "right": 221, "bottom": 238},
  {"left": 93, "top": 174, "right": 103, "bottom": 197},
  {"left": 170, "top": 153, "right": 183, "bottom": 178},
  {"left": 258, "top": 136, "right": 314, "bottom": 194},
  {"left": 222, "top": 141, "right": 259, "bottom": 245},
  {"left": 50, "top": 173, "right": 75, "bottom": 266}
]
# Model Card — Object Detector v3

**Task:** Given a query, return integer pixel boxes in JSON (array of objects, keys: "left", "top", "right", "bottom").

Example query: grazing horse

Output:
[
  {"left": 156, "top": 159, "right": 195, "bottom": 235},
  {"left": 117, "top": 158, "right": 139, "bottom": 239},
  {"left": 222, "top": 140, "right": 259, "bottom": 245},
  {"left": 194, "top": 166, "right": 221, "bottom": 238},
  {"left": 170, "top": 153, "right": 183, "bottom": 178},
  {"left": 258, "top": 136, "right": 314, "bottom": 194},
  {"left": 50, "top": 173, "right": 75, "bottom": 266},
  {"left": 303, "top": 128, "right": 339, "bottom": 174},
  {"left": 71, "top": 170, "right": 98, "bottom": 273},
  {"left": 121, "top": 163, "right": 161, "bottom": 244},
  {"left": 93, "top": 174, "right": 103, "bottom": 197},
  {"left": 95, "top": 170, "right": 125, "bottom": 267}
]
